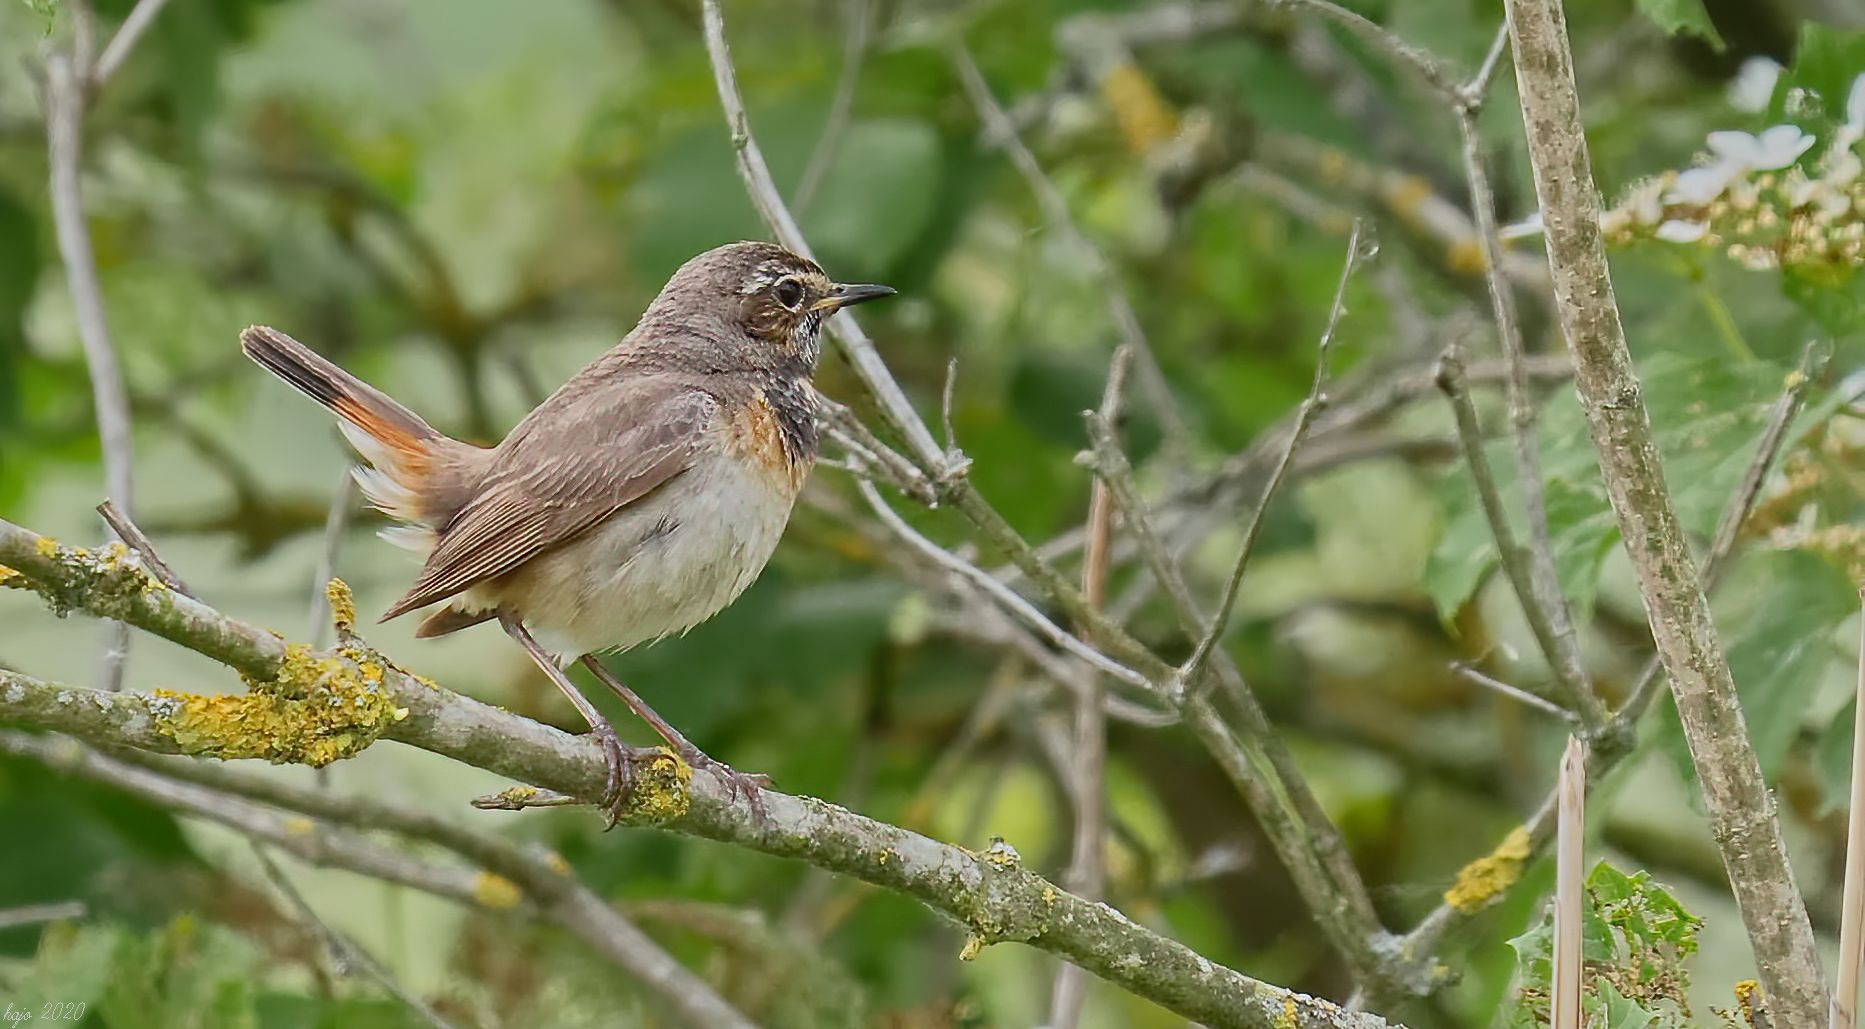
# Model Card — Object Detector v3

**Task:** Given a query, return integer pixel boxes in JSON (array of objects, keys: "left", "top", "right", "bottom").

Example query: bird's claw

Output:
[
  {"left": 591, "top": 723, "right": 634, "bottom": 831},
  {"left": 679, "top": 746, "right": 771, "bottom": 820}
]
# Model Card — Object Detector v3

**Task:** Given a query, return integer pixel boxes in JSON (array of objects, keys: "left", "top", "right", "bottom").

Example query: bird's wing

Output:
[{"left": 380, "top": 377, "right": 718, "bottom": 620}]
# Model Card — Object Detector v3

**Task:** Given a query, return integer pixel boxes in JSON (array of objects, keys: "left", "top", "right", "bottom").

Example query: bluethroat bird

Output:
[{"left": 241, "top": 241, "right": 895, "bottom": 820}]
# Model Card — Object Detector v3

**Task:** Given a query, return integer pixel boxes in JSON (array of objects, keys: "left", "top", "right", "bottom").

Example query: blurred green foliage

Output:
[{"left": 0, "top": 0, "right": 1861, "bottom": 1026}]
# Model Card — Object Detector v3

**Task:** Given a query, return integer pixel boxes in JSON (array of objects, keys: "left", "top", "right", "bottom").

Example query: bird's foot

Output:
[
  {"left": 678, "top": 745, "right": 771, "bottom": 820},
  {"left": 590, "top": 722, "right": 636, "bottom": 831}
]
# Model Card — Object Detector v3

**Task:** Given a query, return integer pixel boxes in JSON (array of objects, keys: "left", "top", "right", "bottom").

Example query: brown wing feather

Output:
[{"left": 380, "top": 379, "right": 717, "bottom": 621}]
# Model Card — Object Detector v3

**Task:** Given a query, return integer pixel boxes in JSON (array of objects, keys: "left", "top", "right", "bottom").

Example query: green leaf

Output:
[
  {"left": 1509, "top": 861, "right": 1702, "bottom": 1025},
  {"left": 1422, "top": 489, "right": 1496, "bottom": 627},
  {"left": 1633, "top": 0, "right": 1723, "bottom": 49},
  {"left": 1659, "top": 548, "right": 1856, "bottom": 787},
  {"left": 1595, "top": 979, "right": 1660, "bottom": 1029},
  {"left": 1770, "top": 25, "right": 1865, "bottom": 129}
]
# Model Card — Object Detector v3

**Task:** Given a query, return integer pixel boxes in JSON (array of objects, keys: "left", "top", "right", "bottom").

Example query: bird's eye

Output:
[{"left": 773, "top": 277, "right": 806, "bottom": 311}]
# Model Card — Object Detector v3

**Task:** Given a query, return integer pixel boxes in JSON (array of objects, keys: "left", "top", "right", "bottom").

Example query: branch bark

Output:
[
  {"left": 0, "top": 516, "right": 1400, "bottom": 1029},
  {"left": 1501, "top": 0, "right": 1824, "bottom": 1018}
]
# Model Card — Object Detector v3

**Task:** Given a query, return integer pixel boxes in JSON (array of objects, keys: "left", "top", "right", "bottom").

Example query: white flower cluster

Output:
[{"left": 1506, "top": 71, "right": 1865, "bottom": 271}]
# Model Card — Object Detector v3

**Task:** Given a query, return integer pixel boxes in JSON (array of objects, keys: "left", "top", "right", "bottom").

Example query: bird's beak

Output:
[{"left": 812, "top": 282, "right": 897, "bottom": 312}]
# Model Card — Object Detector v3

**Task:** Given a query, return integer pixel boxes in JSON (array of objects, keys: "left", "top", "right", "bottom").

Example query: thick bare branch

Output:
[{"left": 1502, "top": 0, "right": 1822, "bottom": 1014}]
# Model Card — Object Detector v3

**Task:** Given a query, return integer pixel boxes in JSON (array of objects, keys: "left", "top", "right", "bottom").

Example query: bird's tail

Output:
[{"left": 240, "top": 325, "right": 460, "bottom": 534}]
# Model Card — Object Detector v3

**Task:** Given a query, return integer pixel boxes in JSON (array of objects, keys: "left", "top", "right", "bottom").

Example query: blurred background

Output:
[{"left": 0, "top": 0, "right": 1862, "bottom": 1026}]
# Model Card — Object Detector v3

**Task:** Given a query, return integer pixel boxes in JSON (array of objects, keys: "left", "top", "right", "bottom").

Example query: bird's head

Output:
[{"left": 648, "top": 241, "right": 894, "bottom": 371}]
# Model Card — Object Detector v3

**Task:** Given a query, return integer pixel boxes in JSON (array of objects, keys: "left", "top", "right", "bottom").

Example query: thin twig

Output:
[
  {"left": 852, "top": 480, "right": 1150, "bottom": 691},
  {"left": 1835, "top": 590, "right": 1865, "bottom": 1029},
  {"left": 1020, "top": 354, "right": 1575, "bottom": 581},
  {"left": 96, "top": 500, "right": 192, "bottom": 596},
  {"left": 1552, "top": 736, "right": 1585, "bottom": 1029},
  {"left": 90, "top": 0, "right": 173, "bottom": 89},
  {"left": 0, "top": 901, "right": 86, "bottom": 930},
  {"left": 306, "top": 471, "right": 357, "bottom": 646},
  {"left": 1274, "top": 0, "right": 1462, "bottom": 101},
  {"left": 1083, "top": 410, "right": 1397, "bottom": 990},
  {"left": 940, "top": 357, "right": 961, "bottom": 455},
  {"left": 1180, "top": 220, "right": 1363, "bottom": 691},
  {"left": 705, "top": 0, "right": 1180, "bottom": 693},
  {"left": 701, "top": 0, "right": 947, "bottom": 471},
  {"left": 1434, "top": 348, "right": 1606, "bottom": 728},
  {"left": 1048, "top": 345, "right": 1132, "bottom": 1029},
  {"left": 1461, "top": 21, "right": 1512, "bottom": 105},
  {"left": 249, "top": 843, "right": 458, "bottom": 1029},
  {"left": 1452, "top": 70, "right": 1602, "bottom": 729},
  {"left": 46, "top": 50, "right": 136, "bottom": 691},
  {"left": 791, "top": 0, "right": 871, "bottom": 213},
  {"left": 1450, "top": 662, "right": 1579, "bottom": 723}
]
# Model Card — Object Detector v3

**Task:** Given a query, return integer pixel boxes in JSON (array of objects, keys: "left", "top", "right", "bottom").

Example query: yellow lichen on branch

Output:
[
  {"left": 1443, "top": 825, "right": 1533, "bottom": 913},
  {"left": 473, "top": 873, "right": 524, "bottom": 909},
  {"left": 1732, "top": 979, "right": 1765, "bottom": 1025},
  {"left": 324, "top": 577, "right": 357, "bottom": 636},
  {"left": 16, "top": 537, "right": 167, "bottom": 618},
  {"left": 147, "top": 642, "right": 406, "bottom": 767},
  {"left": 1100, "top": 61, "right": 1178, "bottom": 155},
  {"left": 613, "top": 748, "right": 694, "bottom": 824}
]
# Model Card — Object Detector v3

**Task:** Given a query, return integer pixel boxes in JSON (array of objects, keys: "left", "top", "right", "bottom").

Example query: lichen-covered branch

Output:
[
  {"left": 0, "top": 516, "right": 1398, "bottom": 1029},
  {"left": 1501, "top": 0, "right": 1824, "bottom": 1018}
]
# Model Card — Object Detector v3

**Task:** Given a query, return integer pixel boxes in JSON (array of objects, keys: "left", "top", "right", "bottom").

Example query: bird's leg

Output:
[
  {"left": 578, "top": 655, "right": 771, "bottom": 816},
  {"left": 499, "top": 614, "right": 635, "bottom": 828}
]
